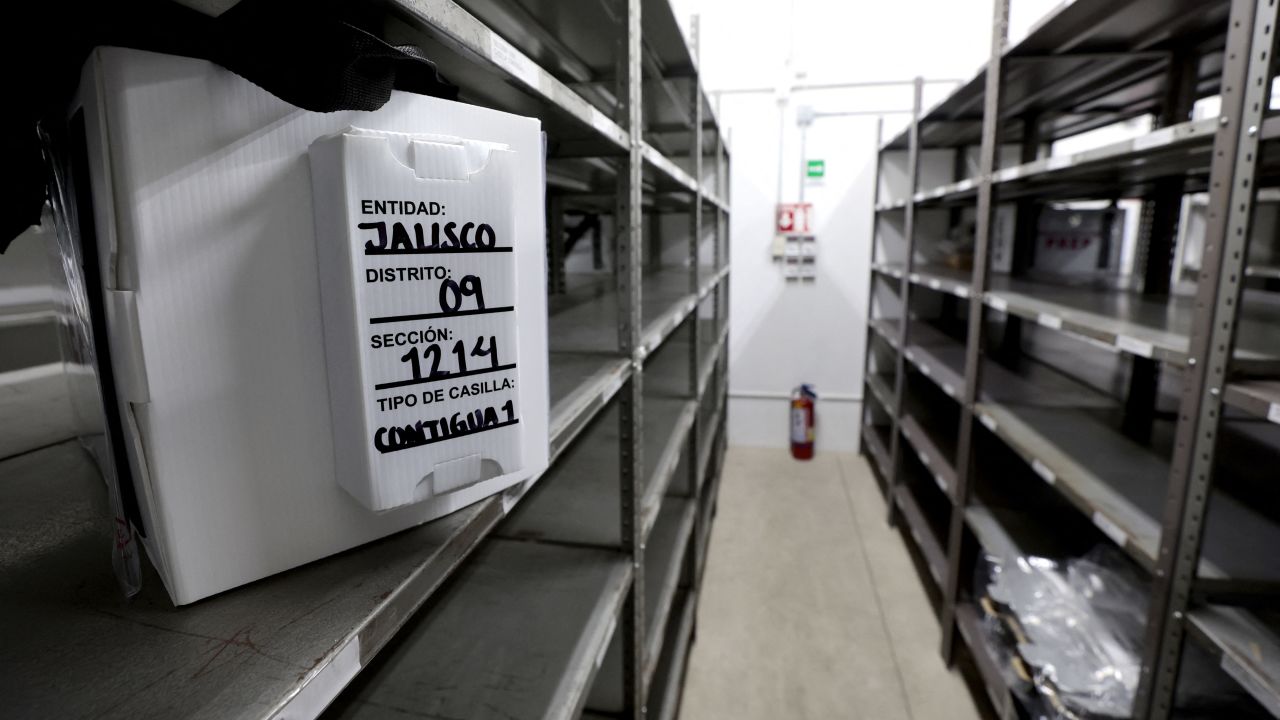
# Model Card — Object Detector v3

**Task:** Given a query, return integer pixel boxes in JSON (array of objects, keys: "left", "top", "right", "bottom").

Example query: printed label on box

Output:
[{"left": 311, "top": 128, "right": 529, "bottom": 510}]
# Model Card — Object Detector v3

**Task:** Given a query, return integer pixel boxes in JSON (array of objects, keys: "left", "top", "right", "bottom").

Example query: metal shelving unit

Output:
[
  {"left": 863, "top": 0, "right": 1280, "bottom": 718},
  {"left": 1, "top": 1, "right": 730, "bottom": 718}
]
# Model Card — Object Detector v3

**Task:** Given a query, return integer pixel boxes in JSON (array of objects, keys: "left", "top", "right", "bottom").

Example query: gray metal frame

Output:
[
  {"left": 883, "top": 78, "right": 925, "bottom": 523},
  {"left": 939, "top": 0, "right": 1009, "bottom": 662},
  {"left": 617, "top": 0, "right": 647, "bottom": 715},
  {"left": 1137, "top": 0, "right": 1280, "bottom": 715},
  {"left": 861, "top": 0, "right": 1280, "bottom": 717}
]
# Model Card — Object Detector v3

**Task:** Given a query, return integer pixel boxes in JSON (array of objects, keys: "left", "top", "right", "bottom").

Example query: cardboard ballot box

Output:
[{"left": 70, "top": 48, "right": 548, "bottom": 604}]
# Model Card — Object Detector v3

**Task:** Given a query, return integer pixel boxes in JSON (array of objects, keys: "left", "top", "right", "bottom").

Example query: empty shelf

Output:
[
  {"left": 647, "top": 591, "right": 696, "bottom": 720},
  {"left": 975, "top": 401, "right": 1167, "bottom": 570},
  {"left": 905, "top": 342, "right": 965, "bottom": 401},
  {"left": 900, "top": 411, "right": 957, "bottom": 499},
  {"left": 3, "top": 441, "right": 503, "bottom": 720},
  {"left": 862, "top": 423, "right": 892, "bottom": 482},
  {"left": 1225, "top": 380, "right": 1280, "bottom": 425},
  {"left": 1186, "top": 606, "right": 1280, "bottom": 717},
  {"left": 389, "top": 0, "right": 628, "bottom": 155},
  {"left": 325, "top": 539, "right": 631, "bottom": 720},
  {"left": 975, "top": 400, "right": 1280, "bottom": 583},
  {"left": 907, "top": 265, "right": 974, "bottom": 299},
  {"left": 0, "top": 318, "right": 658, "bottom": 720},
  {"left": 893, "top": 484, "right": 947, "bottom": 589},
  {"left": 865, "top": 372, "right": 895, "bottom": 412},
  {"left": 497, "top": 396, "right": 694, "bottom": 548},
  {"left": 883, "top": 0, "right": 1234, "bottom": 150},
  {"left": 588, "top": 497, "right": 696, "bottom": 713},
  {"left": 881, "top": 264, "right": 1280, "bottom": 371},
  {"left": 965, "top": 503, "right": 1071, "bottom": 562},
  {"left": 985, "top": 279, "right": 1280, "bottom": 370},
  {"left": 869, "top": 316, "right": 902, "bottom": 350}
]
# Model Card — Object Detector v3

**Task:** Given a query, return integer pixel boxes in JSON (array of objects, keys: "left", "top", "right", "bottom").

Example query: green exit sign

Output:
[{"left": 806, "top": 159, "right": 825, "bottom": 178}]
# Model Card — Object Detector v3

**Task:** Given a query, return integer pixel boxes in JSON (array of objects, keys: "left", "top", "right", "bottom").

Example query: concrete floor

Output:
[{"left": 679, "top": 447, "right": 981, "bottom": 720}]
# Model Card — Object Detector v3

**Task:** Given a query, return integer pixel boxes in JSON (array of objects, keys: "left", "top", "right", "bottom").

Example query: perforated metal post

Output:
[
  {"left": 1135, "top": 1, "right": 1279, "bottom": 717},
  {"left": 687, "top": 14, "right": 705, "bottom": 585},
  {"left": 617, "top": 0, "right": 646, "bottom": 715},
  {"left": 861, "top": 118, "right": 886, "bottom": 486},
  {"left": 884, "top": 77, "right": 925, "bottom": 525},
  {"left": 940, "top": 0, "right": 1009, "bottom": 663}
]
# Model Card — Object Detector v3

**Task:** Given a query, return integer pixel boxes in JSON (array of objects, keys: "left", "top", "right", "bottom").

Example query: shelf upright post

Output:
[
  {"left": 861, "top": 118, "right": 885, "bottom": 487},
  {"left": 718, "top": 131, "right": 730, "bottom": 468},
  {"left": 993, "top": 115, "right": 1040, "bottom": 365},
  {"left": 617, "top": 0, "right": 647, "bottom": 715},
  {"left": 1134, "top": 0, "right": 1279, "bottom": 717},
  {"left": 884, "top": 77, "right": 925, "bottom": 524},
  {"left": 1122, "top": 53, "right": 1198, "bottom": 442},
  {"left": 940, "top": 0, "right": 1009, "bottom": 664},
  {"left": 687, "top": 13, "right": 705, "bottom": 578}
]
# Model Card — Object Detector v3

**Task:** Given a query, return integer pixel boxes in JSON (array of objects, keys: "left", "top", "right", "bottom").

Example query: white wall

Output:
[{"left": 669, "top": 0, "right": 1058, "bottom": 451}]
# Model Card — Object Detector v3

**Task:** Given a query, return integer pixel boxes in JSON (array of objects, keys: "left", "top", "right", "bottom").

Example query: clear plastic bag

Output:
[{"left": 985, "top": 546, "right": 1147, "bottom": 719}]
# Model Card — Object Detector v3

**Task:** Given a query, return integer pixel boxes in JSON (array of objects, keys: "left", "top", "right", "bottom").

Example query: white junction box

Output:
[{"left": 73, "top": 48, "right": 549, "bottom": 604}]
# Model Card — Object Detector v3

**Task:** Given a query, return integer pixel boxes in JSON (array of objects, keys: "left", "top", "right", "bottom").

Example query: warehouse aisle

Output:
[{"left": 679, "top": 448, "right": 980, "bottom": 720}]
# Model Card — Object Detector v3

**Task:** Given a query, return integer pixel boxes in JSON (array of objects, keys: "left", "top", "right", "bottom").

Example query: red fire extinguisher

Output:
[{"left": 790, "top": 384, "right": 816, "bottom": 460}]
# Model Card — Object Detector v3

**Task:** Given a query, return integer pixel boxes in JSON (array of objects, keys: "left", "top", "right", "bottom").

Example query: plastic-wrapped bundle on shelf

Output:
[
  {"left": 976, "top": 545, "right": 1275, "bottom": 719},
  {"left": 978, "top": 546, "right": 1146, "bottom": 719}
]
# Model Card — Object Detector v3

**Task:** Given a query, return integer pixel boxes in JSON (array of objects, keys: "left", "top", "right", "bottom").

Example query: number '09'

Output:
[{"left": 440, "top": 275, "right": 485, "bottom": 313}]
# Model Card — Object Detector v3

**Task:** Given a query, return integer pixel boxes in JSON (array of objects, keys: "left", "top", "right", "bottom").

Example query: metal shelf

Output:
[
  {"left": 975, "top": 399, "right": 1280, "bottom": 583},
  {"left": 893, "top": 482, "right": 948, "bottom": 590},
  {"left": 954, "top": 603, "right": 1019, "bottom": 720},
  {"left": 640, "top": 265, "right": 729, "bottom": 360},
  {"left": 0, "top": 328, "right": 663, "bottom": 720},
  {"left": 881, "top": 261, "right": 1280, "bottom": 369},
  {"left": 1185, "top": 606, "right": 1280, "bottom": 717},
  {"left": 548, "top": 264, "right": 727, "bottom": 365},
  {"left": 642, "top": 498, "right": 697, "bottom": 684},
  {"left": 498, "top": 396, "right": 694, "bottom": 548},
  {"left": 865, "top": 372, "right": 895, "bottom": 412},
  {"left": 910, "top": 116, "right": 1279, "bottom": 205},
  {"left": 587, "top": 497, "right": 697, "bottom": 714},
  {"left": 912, "top": 177, "right": 979, "bottom": 207},
  {"left": 868, "top": 316, "right": 902, "bottom": 351},
  {"left": 2, "top": 440, "right": 505, "bottom": 720},
  {"left": 1247, "top": 265, "right": 1280, "bottom": 280},
  {"left": 388, "top": 0, "right": 627, "bottom": 156},
  {"left": 866, "top": 0, "right": 1280, "bottom": 716},
  {"left": 884, "top": 0, "right": 1235, "bottom": 150},
  {"left": 646, "top": 590, "right": 697, "bottom": 720},
  {"left": 874, "top": 262, "right": 972, "bottom": 300},
  {"left": 1224, "top": 380, "right": 1280, "bottom": 425},
  {"left": 324, "top": 540, "right": 632, "bottom": 720},
  {"left": 862, "top": 422, "right": 893, "bottom": 482},
  {"left": 985, "top": 279, "right": 1280, "bottom": 370},
  {"left": 695, "top": 381, "right": 726, "bottom": 495},
  {"left": 904, "top": 340, "right": 965, "bottom": 402},
  {"left": 901, "top": 319, "right": 1112, "bottom": 409},
  {"left": 2, "top": 1, "right": 730, "bottom": 718},
  {"left": 899, "top": 411, "right": 956, "bottom": 500}
]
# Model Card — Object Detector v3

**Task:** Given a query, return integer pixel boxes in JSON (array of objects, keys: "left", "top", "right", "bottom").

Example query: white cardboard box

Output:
[{"left": 73, "top": 47, "right": 548, "bottom": 604}]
